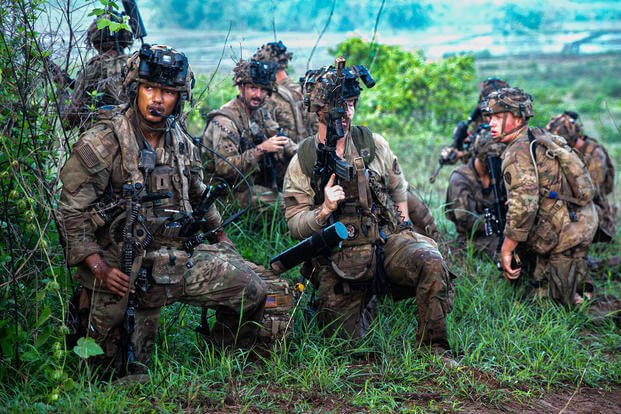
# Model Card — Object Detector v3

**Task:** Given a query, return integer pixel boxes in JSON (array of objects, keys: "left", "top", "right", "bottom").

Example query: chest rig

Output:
[
  {"left": 103, "top": 111, "right": 195, "bottom": 247},
  {"left": 336, "top": 155, "right": 380, "bottom": 247},
  {"left": 206, "top": 103, "right": 282, "bottom": 189}
]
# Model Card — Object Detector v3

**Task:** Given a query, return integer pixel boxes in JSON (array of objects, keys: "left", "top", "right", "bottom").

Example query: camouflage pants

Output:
[
  {"left": 80, "top": 242, "right": 266, "bottom": 378},
  {"left": 531, "top": 243, "right": 595, "bottom": 306},
  {"left": 312, "top": 229, "right": 453, "bottom": 347}
]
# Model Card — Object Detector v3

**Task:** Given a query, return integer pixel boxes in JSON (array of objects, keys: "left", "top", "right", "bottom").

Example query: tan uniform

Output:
[
  {"left": 502, "top": 128, "right": 598, "bottom": 305},
  {"left": 63, "top": 53, "right": 129, "bottom": 130},
  {"left": 201, "top": 97, "right": 297, "bottom": 206},
  {"left": 445, "top": 159, "right": 499, "bottom": 256},
  {"left": 283, "top": 129, "right": 453, "bottom": 346},
  {"left": 578, "top": 137, "right": 616, "bottom": 242},
  {"left": 267, "top": 77, "right": 318, "bottom": 143},
  {"left": 58, "top": 107, "right": 266, "bottom": 377}
]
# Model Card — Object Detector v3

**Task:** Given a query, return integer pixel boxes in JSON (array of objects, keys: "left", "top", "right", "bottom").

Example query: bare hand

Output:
[
  {"left": 257, "top": 135, "right": 288, "bottom": 153},
  {"left": 93, "top": 262, "right": 131, "bottom": 297},
  {"left": 501, "top": 249, "right": 521, "bottom": 281},
  {"left": 322, "top": 174, "right": 345, "bottom": 213}
]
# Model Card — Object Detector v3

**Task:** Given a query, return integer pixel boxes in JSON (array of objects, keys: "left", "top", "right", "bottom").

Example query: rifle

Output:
[
  {"left": 161, "top": 182, "right": 230, "bottom": 239},
  {"left": 122, "top": 0, "right": 147, "bottom": 42},
  {"left": 269, "top": 221, "right": 348, "bottom": 275},
  {"left": 429, "top": 106, "right": 481, "bottom": 183},
  {"left": 483, "top": 154, "right": 521, "bottom": 270},
  {"left": 120, "top": 182, "right": 170, "bottom": 375},
  {"left": 251, "top": 131, "right": 278, "bottom": 191},
  {"left": 311, "top": 57, "right": 354, "bottom": 204}
]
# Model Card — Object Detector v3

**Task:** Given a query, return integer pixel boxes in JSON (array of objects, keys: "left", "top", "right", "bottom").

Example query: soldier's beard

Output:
[
  {"left": 240, "top": 94, "right": 265, "bottom": 111},
  {"left": 132, "top": 100, "right": 166, "bottom": 133}
]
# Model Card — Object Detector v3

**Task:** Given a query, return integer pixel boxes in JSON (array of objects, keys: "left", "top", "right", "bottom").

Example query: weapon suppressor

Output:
[{"left": 269, "top": 221, "right": 348, "bottom": 275}]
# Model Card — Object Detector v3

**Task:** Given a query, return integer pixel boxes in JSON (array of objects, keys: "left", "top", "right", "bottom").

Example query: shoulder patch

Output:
[
  {"left": 75, "top": 142, "right": 99, "bottom": 169},
  {"left": 74, "top": 124, "right": 117, "bottom": 171}
]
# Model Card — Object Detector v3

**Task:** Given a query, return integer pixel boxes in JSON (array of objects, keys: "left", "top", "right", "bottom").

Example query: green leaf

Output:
[
  {"left": 96, "top": 18, "right": 109, "bottom": 30},
  {"left": 36, "top": 306, "right": 51, "bottom": 328},
  {"left": 88, "top": 8, "right": 105, "bottom": 17},
  {"left": 73, "top": 337, "right": 104, "bottom": 359}
]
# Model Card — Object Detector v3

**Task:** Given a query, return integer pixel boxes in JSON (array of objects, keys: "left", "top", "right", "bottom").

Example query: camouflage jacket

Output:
[
  {"left": 63, "top": 52, "right": 129, "bottom": 129},
  {"left": 58, "top": 107, "right": 219, "bottom": 288},
  {"left": 445, "top": 159, "right": 494, "bottom": 237},
  {"left": 501, "top": 128, "right": 597, "bottom": 254},
  {"left": 201, "top": 97, "right": 296, "bottom": 188},
  {"left": 267, "top": 77, "right": 318, "bottom": 143},
  {"left": 283, "top": 130, "right": 408, "bottom": 240}
]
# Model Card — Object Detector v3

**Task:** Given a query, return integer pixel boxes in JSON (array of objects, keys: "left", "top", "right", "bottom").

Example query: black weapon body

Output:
[
  {"left": 122, "top": 0, "right": 147, "bottom": 41},
  {"left": 120, "top": 183, "right": 171, "bottom": 374},
  {"left": 269, "top": 221, "right": 348, "bottom": 275},
  {"left": 312, "top": 58, "right": 355, "bottom": 204},
  {"left": 251, "top": 131, "right": 279, "bottom": 191},
  {"left": 483, "top": 155, "right": 521, "bottom": 270},
  {"left": 430, "top": 106, "right": 482, "bottom": 183}
]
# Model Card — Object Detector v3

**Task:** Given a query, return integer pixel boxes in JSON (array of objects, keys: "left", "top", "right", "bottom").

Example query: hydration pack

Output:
[{"left": 529, "top": 128, "right": 595, "bottom": 206}]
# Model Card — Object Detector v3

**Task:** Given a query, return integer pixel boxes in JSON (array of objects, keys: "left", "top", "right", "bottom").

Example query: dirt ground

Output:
[
  {"left": 459, "top": 386, "right": 621, "bottom": 414},
  {"left": 193, "top": 384, "right": 621, "bottom": 413}
]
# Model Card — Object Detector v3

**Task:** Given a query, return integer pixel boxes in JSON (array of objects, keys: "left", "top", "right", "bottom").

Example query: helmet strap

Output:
[{"left": 496, "top": 112, "right": 526, "bottom": 141}]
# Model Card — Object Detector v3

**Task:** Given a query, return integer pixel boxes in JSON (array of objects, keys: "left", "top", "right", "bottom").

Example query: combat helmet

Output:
[
  {"left": 301, "top": 57, "right": 375, "bottom": 113},
  {"left": 252, "top": 41, "right": 293, "bottom": 70},
  {"left": 478, "top": 77, "right": 510, "bottom": 104},
  {"left": 546, "top": 111, "right": 583, "bottom": 146},
  {"left": 482, "top": 87, "right": 534, "bottom": 120},
  {"left": 86, "top": 11, "right": 133, "bottom": 52},
  {"left": 233, "top": 59, "right": 277, "bottom": 92},
  {"left": 122, "top": 44, "right": 195, "bottom": 114}
]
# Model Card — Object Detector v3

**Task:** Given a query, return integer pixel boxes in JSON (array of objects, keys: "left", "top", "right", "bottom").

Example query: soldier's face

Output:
[
  {"left": 137, "top": 83, "right": 179, "bottom": 122},
  {"left": 343, "top": 98, "right": 356, "bottom": 130},
  {"left": 489, "top": 111, "right": 521, "bottom": 143},
  {"left": 239, "top": 84, "right": 269, "bottom": 110}
]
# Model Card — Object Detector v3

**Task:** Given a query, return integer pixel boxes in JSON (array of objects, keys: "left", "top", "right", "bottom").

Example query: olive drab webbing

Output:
[
  {"left": 204, "top": 107, "right": 253, "bottom": 154},
  {"left": 528, "top": 128, "right": 595, "bottom": 207},
  {"left": 297, "top": 126, "right": 375, "bottom": 178},
  {"left": 97, "top": 111, "right": 195, "bottom": 249},
  {"left": 258, "top": 271, "right": 295, "bottom": 342}
]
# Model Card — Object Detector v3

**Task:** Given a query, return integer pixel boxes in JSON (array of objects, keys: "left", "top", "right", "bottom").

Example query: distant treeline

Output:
[
  {"left": 150, "top": 0, "right": 432, "bottom": 32},
  {"left": 149, "top": 0, "right": 621, "bottom": 34}
]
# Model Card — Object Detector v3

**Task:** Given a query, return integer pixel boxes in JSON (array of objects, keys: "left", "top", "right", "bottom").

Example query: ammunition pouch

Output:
[
  {"left": 330, "top": 244, "right": 376, "bottom": 281},
  {"left": 527, "top": 214, "right": 560, "bottom": 255},
  {"left": 144, "top": 247, "right": 191, "bottom": 285}
]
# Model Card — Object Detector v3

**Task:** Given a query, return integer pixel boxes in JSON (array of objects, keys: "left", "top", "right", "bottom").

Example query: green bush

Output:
[{"left": 330, "top": 37, "right": 477, "bottom": 135}]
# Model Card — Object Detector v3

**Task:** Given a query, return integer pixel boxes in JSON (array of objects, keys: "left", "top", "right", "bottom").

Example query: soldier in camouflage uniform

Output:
[
  {"left": 55, "top": 12, "right": 134, "bottom": 130},
  {"left": 546, "top": 111, "right": 617, "bottom": 243},
  {"left": 58, "top": 44, "right": 266, "bottom": 379},
  {"left": 445, "top": 133, "right": 506, "bottom": 257},
  {"left": 436, "top": 78, "right": 510, "bottom": 167},
  {"left": 283, "top": 61, "right": 453, "bottom": 351},
  {"left": 201, "top": 59, "right": 297, "bottom": 207},
  {"left": 483, "top": 88, "right": 598, "bottom": 306},
  {"left": 252, "top": 41, "right": 319, "bottom": 143}
]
